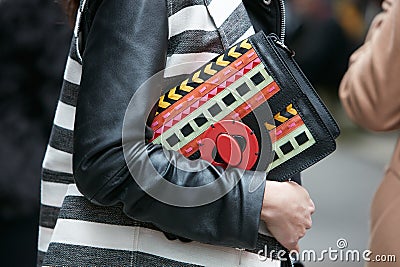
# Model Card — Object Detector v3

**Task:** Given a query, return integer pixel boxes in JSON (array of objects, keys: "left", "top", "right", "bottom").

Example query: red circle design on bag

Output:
[{"left": 198, "top": 120, "right": 259, "bottom": 170}]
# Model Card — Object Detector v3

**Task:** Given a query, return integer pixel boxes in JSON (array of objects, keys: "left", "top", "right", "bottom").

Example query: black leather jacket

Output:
[{"left": 73, "top": 0, "right": 291, "bottom": 250}]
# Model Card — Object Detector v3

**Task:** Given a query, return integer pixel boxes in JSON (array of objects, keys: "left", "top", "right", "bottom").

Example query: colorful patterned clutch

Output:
[{"left": 150, "top": 32, "right": 340, "bottom": 181}]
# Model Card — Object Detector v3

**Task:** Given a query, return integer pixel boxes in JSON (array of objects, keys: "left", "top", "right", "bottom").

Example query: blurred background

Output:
[
  {"left": 0, "top": 0, "right": 395, "bottom": 266},
  {"left": 286, "top": 0, "right": 396, "bottom": 267},
  {"left": 0, "top": 0, "right": 71, "bottom": 266}
]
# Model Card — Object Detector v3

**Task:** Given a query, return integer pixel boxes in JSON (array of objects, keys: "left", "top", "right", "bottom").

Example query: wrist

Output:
[{"left": 261, "top": 180, "right": 276, "bottom": 222}]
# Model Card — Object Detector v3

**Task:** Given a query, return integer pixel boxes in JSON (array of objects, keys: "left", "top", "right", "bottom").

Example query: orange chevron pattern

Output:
[
  {"left": 269, "top": 114, "right": 304, "bottom": 143},
  {"left": 151, "top": 48, "right": 258, "bottom": 131},
  {"left": 154, "top": 39, "right": 254, "bottom": 116}
]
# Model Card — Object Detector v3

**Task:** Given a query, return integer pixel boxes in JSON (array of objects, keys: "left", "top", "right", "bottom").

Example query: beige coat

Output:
[{"left": 339, "top": 0, "right": 400, "bottom": 265}]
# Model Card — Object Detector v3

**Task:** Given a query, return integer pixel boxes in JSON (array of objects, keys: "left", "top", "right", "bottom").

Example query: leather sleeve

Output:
[
  {"left": 73, "top": 0, "right": 267, "bottom": 249},
  {"left": 242, "top": 0, "right": 282, "bottom": 37},
  {"left": 339, "top": 0, "right": 400, "bottom": 132}
]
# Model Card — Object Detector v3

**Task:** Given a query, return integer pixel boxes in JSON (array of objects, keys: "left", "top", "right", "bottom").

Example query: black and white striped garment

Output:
[{"left": 38, "top": 0, "right": 282, "bottom": 266}]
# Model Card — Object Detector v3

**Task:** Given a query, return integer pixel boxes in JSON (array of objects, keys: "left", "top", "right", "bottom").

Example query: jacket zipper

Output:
[
  {"left": 263, "top": 0, "right": 286, "bottom": 43},
  {"left": 278, "top": 0, "right": 286, "bottom": 42},
  {"left": 264, "top": 0, "right": 292, "bottom": 56},
  {"left": 74, "top": 0, "right": 88, "bottom": 63},
  {"left": 236, "top": 248, "right": 245, "bottom": 265}
]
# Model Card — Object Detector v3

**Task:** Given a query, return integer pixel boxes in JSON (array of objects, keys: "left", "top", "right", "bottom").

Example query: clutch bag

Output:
[{"left": 150, "top": 31, "right": 340, "bottom": 181}]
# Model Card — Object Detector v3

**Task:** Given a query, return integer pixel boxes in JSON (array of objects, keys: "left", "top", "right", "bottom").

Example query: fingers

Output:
[
  {"left": 262, "top": 180, "right": 316, "bottom": 255},
  {"left": 306, "top": 198, "right": 315, "bottom": 229},
  {"left": 284, "top": 240, "right": 300, "bottom": 252},
  {"left": 305, "top": 215, "right": 313, "bottom": 229},
  {"left": 284, "top": 231, "right": 305, "bottom": 252},
  {"left": 309, "top": 199, "right": 316, "bottom": 214}
]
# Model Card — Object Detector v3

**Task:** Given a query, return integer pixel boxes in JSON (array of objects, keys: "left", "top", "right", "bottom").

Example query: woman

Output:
[
  {"left": 339, "top": 0, "right": 400, "bottom": 266},
  {"left": 38, "top": 0, "right": 315, "bottom": 266}
]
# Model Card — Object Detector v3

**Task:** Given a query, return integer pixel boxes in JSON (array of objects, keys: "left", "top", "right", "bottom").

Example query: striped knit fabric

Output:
[{"left": 37, "top": 0, "right": 282, "bottom": 266}]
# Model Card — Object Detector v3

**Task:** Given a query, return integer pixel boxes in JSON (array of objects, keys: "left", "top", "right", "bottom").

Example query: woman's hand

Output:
[{"left": 261, "top": 180, "right": 315, "bottom": 251}]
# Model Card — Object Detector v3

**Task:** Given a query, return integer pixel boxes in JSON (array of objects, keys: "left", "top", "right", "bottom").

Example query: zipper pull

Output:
[
  {"left": 236, "top": 248, "right": 245, "bottom": 266},
  {"left": 289, "top": 254, "right": 296, "bottom": 267},
  {"left": 271, "top": 35, "right": 296, "bottom": 57}
]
